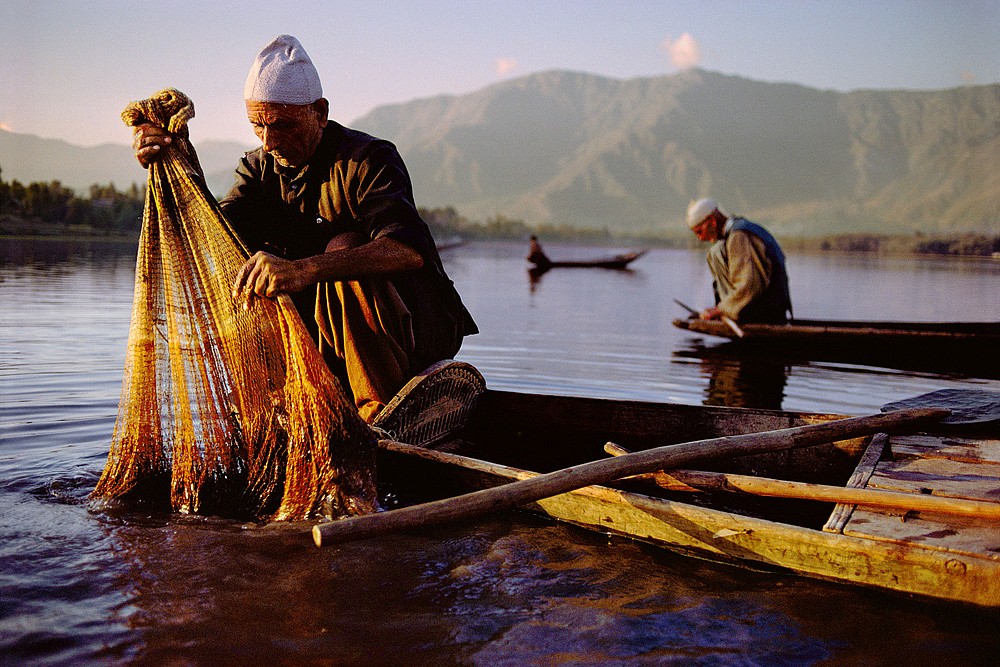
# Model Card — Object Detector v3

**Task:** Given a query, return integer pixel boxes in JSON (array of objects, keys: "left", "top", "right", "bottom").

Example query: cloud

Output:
[
  {"left": 495, "top": 57, "right": 519, "bottom": 77},
  {"left": 662, "top": 32, "right": 701, "bottom": 70}
]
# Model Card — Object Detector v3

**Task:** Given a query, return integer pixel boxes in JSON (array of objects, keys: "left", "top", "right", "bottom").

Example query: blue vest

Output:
[{"left": 725, "top": 218, "right": 792, "bottom": 323}]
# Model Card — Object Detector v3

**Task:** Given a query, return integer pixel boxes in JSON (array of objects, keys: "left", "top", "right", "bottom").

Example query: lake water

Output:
[{"left": 1, "top": 237, "right": 998, "bottom": 665}]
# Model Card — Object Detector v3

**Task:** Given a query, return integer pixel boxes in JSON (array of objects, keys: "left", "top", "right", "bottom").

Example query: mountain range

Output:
[
  {"left": 3, "top": 69, "right": 997, "bottom": 236},
  {"left": 0, "top": 130, "right": 250, "bottom": 200}
]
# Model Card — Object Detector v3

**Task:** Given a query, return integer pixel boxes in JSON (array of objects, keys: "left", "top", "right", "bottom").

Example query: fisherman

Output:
[
  {"left": 685, "top": 198, "right": 792, "bottom": 324},
  {"left": 527, "top": 235, "right": 552, "bottom": 268},
  {"left": 132, "top": 35, "right": 477, "bottom": 422}
]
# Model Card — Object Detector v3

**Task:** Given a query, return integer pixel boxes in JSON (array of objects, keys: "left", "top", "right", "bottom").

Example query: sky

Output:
[{"left": 2, "top": 0, "right": 998, "bottom": 147}]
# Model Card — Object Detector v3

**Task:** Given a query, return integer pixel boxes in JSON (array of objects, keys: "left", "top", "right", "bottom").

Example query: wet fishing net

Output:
[{"left": 91, "top": 88, "right": 378, "bottom": 521}]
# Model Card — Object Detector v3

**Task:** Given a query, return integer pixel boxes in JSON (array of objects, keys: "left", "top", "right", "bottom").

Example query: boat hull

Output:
[
  {"left": 673, "top": 318, "right": 1000, "bottom": 377},
  {"left": 530, "top": 250, "right": 648, "bottom": 270},
  {"left": 376, "top": 390, "right": 1000, "bottom": 607}
]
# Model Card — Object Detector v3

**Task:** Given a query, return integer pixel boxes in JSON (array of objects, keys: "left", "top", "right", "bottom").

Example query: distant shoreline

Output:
[
  {"left": 3, "top": 215, "right": 997, "bottom": 260},
  {"left": 0, "top": 217, "right": 139, "bottom": 243}
]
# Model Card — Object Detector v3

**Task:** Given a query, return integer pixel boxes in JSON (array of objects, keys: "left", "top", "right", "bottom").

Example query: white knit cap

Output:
[
  {"left": 243, "top": 35, "right": 323, "bottom": 104},
  {"left": 686, "top": 198, "right": 724, "bottom": 228}
]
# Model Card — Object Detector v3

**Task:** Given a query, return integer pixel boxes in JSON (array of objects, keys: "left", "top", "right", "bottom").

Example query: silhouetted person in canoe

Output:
[
  {"left": 686, "top": 198, "right": 792, "bottom": 324},
  {"left": 527, "top": 235, "right": 646, "bottom": 271},
  {"left": 527, "top": 235, "right": 552, "bottom": 269}
]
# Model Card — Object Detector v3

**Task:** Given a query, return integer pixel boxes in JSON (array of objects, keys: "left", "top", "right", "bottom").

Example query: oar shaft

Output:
[
  {"left": 673, "top": 298, "right": 698, "bottom": 316},
  {"left": 721, "top": 315, "right": 745, "bottom": 338},
  {"left": 605, "top": 445, "right": 1000, "bottom": 520},
  {"left": 312, "top": 407, "right": 947, "bottom": 547},
  {"left": 672, "top": 298, "right": 744, "bottom": 337}
]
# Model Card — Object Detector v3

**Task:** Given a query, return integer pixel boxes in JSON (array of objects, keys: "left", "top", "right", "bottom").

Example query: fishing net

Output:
[{"left": 91, "top": 89, "right": 378, "bottom": 521}]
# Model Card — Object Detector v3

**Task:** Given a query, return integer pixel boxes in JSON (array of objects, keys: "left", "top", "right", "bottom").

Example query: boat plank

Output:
[
  {"left": 381, "top": 442, "right": 1000, "bottom": 606},
  {"left": 840, "top": 431, "right": 1000, "bottom": 569},
  {"left": 374, "top": 388, "right": 1000, "bottom": 606},
  {"left": 536, "top": 485, "right": 1000, "bottom": 607},
  {"left": 824, "top": 433, "right": 888, "bottom": 533},
  {"left": 843, "top": 508, "right": 1000, "bottom": 563},
  {"left": 890, "top": 435, "right": 1000, "bottom": 465},
  {"left": 868, "top": 458, "right": 1000, "bottom": 503}
]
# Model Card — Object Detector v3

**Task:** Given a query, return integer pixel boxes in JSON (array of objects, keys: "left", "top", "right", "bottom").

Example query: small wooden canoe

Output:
[
  {"left": 673, "top": 317, "right": 1000, "bottom": 377},
  {"left": 376, "top": 389, "right": 1000, "bottom": 607},
  {"left": 531, "top": 250, "right": 648, "bottom": 270},
  {"left": 527, "top": 236, "right": 647, "bottom": 270},
  {"left": 435, "top": 236, "right": 465, "bottom": 251},
  {"left": 674, "top": 317, "right": 1000, "bottom": 344}
]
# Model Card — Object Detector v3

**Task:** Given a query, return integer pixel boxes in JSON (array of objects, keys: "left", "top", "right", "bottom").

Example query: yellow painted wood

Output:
[
  {"left": 825, "top": 433, "right": 888, "bottom": 533},
  {"left": 636, "top": 467, "right": 1000, "bottom": 520},
  {"left": 313, "top": 408, "right": 947, "bottom": 547},
  {"left": 843, "top": 508, "right": 1000, "bottom": 562},
  {"left": 869, "top": 457, "right": 1000, "bottom": 502},
  {"left": 532, "top": 477, "right": 1000, "bottom": 607},
  {"left": 377, "top": 436, "right": 1000, "bottom": 606}
]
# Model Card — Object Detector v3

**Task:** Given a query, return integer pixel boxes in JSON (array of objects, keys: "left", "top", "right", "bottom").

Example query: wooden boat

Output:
[
  {"left": 674, "top": 317, "right": 1000, "bottom": 344},
  {"left": 435, "top": 236, "right": 465, "bottom": 251},
  {"left": 527, "top": 235, "right": 647, "bottom": 271},
  {"left": 673, "top": 317, "right": 1000, "bottom": 378},
  {"left": 530, "top": 250, "right": 648, "bottom": 270},
  {"left": 373, "top": 388, "right": 1000, "bottom": 607}
]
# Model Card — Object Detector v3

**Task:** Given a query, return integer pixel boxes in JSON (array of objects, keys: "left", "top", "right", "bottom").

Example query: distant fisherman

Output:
[
  {"left": 527, "top": 235, "right": 552, "bottom": 268},
  {"left": 685, "top": 198, "right": 792, "bottom": 324}
]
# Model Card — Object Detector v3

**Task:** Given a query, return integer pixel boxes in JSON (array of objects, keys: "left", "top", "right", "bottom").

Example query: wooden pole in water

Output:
[
  {"left": 673, "top": 298, "right": 744, "bottom": 338},
  {"left": 721, "top": 315, "right": 745, "bottom": 338},
  {"left": 604, "top": 443, "right": 1000, "bottom": 520},
  {"left": 311, "top": 407, "right": 948, "bottom": 547}
]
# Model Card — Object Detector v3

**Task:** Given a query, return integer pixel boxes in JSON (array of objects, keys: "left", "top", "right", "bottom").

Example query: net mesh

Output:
[{"left": 91, "top": 89, "right": 378, "bottom": 521}]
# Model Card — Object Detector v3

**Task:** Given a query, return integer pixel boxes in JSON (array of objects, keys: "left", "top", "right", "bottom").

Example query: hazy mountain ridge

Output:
[
  {"left": 0, "top": 130, "right": 250, "bottom": 197},
  {"left": 354, "top": 69, "right": 998, "bottom": 236},
  {"left": 3, "top": 69, "right": 997, "bottom": 236}
]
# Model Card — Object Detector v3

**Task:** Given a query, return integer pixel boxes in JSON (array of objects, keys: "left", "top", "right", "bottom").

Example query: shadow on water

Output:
[
  {"left": 87, "top": 502, "right": 1000, "bottom": 666},
  {"left": 85, "top": 509, "right": 848, "bottom": 665},
  {"left": 527, "top": 265, "right": 637, "bottom": 294},
  {"left": 0, "top": 237, "right": 139, "bottom": 268},
  {"left": 681, "top": 347, "right": 790, "bottom": 410},
  {"left": 674, "top": 334, "right": 1000, "bottom": 383}
]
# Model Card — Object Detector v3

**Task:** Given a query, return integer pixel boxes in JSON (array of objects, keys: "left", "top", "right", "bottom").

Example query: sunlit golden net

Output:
[{"left": 91, "top": 88, "right": 378, "bottom": 521}]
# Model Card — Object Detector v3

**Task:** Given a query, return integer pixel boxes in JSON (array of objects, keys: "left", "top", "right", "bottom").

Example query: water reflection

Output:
[
  {"left": 0, "top": 237, "right": 138, "bottom": 268},
  {"left": 682, "top": 346, "right": 789, "bottom": 410},
  {"left": 675, "top": 333, "right": 1000, "bottom": 384},
  {"left": 527, "top": 265, "right": 548, "bottom": 292},
  {"left": 526, "top": 265, "right": 638, "bottom": 294},
  {"left": 96, "top": 512, "right": 841, "bottom": 665}
]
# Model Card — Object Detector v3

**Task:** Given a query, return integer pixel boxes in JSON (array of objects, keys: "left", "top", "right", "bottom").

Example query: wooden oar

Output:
[
  {"left": 673, "top": 298, "right": 699, "bottom": 316},
  {"left": 673, "top": 298, "right": 744, "bottom": 338},
  {"left": 311, "top": 406, "right": 947, "bottom": 547},
  {"left": 721, "top": 315, "right": 745, "bottom": 338},
  {"left": 603, "top": 443, "right": 1000, "bottom": 520}
]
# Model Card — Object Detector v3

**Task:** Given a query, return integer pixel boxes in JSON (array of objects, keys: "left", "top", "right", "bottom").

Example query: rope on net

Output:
[{"left": 91, "top": 88, "right": 378, "bottom": 521}]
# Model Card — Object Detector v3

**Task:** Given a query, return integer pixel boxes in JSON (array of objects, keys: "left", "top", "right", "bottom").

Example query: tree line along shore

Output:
[{"left": 2, "top": 177, "right": 997, "bottom": 258}]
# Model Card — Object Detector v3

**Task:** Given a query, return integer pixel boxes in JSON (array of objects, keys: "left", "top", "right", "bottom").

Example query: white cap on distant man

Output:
[
  {"left": 244, "top": 35, "right": 323, "bottom": 104},
  {"left": 686, "top": 198, "right": 726, "bottom": 228}
]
